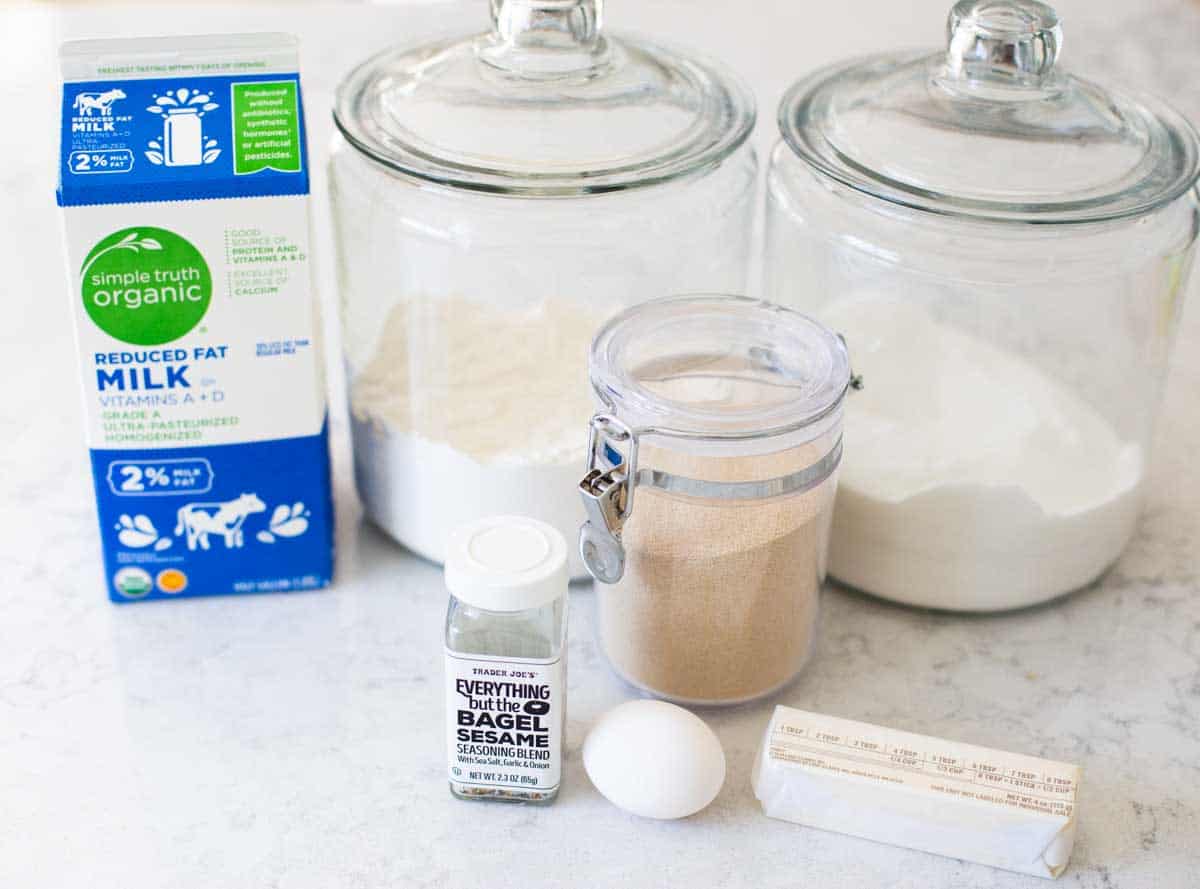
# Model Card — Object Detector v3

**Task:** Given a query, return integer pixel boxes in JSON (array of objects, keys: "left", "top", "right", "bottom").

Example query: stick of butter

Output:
[{"left": 752, "top": 706, "right": 1081, "bottom": 879}]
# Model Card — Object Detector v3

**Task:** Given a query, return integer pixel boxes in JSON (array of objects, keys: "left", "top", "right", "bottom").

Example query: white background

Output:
[{"left": 2, "top": 2, "right": 1199, "bottom": 888}]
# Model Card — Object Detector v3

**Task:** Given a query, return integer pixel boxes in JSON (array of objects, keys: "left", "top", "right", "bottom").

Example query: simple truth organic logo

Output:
[
  {"left": 81, "top": 227, "right": 212, "bottom": 346},
  {"left": 144, "top": 87, "right": 221, "bottom": 168}
]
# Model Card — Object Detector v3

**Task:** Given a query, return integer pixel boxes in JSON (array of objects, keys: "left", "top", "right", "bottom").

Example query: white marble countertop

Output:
[{"left": 3, "top": 2, "right": 1199, "bottom": 887}]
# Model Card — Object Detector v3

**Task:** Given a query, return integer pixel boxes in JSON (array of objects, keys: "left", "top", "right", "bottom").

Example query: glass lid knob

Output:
[
  {"left": 943, "top": 0, "right": 1062, "bottom": 88},
  {"left": 479, "top": 0, "right": 612, "bottom": 78}
]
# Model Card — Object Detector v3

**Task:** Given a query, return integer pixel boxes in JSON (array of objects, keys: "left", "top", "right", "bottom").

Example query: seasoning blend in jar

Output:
[
  {"left": 764, "top": 0, "right": 1200, "bottom": 611},
  {"left": 579, "top": 295, "right": 851, "bottom": 705},
  {"left": 330, "top": 0, "right": 756, "bottom": 577},
  {"left": 444, "top": 516, "right": 568, "bottom": 804}
]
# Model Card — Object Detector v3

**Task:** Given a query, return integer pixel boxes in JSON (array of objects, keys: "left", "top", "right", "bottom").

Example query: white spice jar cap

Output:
[{"left": 445, "top": 515, "right": 569, "bottom": 612}]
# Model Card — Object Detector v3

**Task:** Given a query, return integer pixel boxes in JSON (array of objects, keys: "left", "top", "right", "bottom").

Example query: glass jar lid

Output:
[
  {"left": 778, "top": 0, "right": 1200, "bottom": 223},
  {"left": 590, "top": 294, "right": 851, "bottom": 441},
  {"left": 333, "top": 0, "right": 754, "bottom": 196}
]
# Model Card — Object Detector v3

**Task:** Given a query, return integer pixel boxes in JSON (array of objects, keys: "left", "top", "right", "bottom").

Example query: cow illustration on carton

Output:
[
  {"left": 175, "top": 493, "right": 266, "bottom": 551},
  {"left": 73, "top": 88, "right": 126, "bottom": 116}
]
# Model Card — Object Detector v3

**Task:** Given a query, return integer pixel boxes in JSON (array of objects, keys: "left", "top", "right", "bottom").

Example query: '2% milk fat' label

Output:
[
  {"left": 57, "top": 34, "right": 333, "bottom": 602},
  {"left": 446, "top": 653, "right": 564, "bottom": 794}
]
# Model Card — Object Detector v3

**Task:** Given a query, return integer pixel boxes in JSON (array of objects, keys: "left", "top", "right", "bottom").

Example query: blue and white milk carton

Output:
[{"left": 57, "top": 34, "right": 333, "bottom": 601}]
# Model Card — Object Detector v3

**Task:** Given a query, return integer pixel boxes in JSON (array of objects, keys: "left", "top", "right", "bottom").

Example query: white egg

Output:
[{"left": 582, "top": 699, "right": 726, "bottom": 820}]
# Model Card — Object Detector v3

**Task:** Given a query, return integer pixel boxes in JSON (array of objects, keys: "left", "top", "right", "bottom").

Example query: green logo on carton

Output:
[
  {"left": 113, "top": 567, "right": 153, "bottom": 599},
  {"left": 81, "top": 227, "right": 211, "bottom": 345}
]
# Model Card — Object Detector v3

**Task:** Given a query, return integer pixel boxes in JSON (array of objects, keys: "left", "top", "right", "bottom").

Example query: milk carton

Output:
[{"left": 57, "top": 34, "right": 333, "bottom": 601}]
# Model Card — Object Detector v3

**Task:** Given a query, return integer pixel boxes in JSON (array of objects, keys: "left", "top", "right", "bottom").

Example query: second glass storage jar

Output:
[
  {"left": 765, "top": 0, "right": 1200, "bottom": 611},
  {"left": 578, "top": 295, "right": 851, "bottom": 704},
  {"left": 330, "top": 0, "right": 756, "bottom": 575}
]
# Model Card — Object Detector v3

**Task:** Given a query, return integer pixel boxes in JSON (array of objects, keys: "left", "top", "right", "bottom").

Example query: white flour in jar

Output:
[
  {"left": 348, "top": 295, "right": 599, "bottom": 575},
  {"left": 824, "top": 297, "right": 1144, "bottom": 611}
]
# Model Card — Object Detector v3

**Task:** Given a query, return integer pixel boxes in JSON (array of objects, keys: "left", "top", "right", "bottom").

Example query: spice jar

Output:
[
  {"left": 765, "top": 0, "right": 1200, "bottom": 611},
  {"left": 579, "top": 295, "right": 851, "bottom": 705},
  {"left": 330, "top": 0, "right": 757, "bottom": 576},
  {"left": 444, "top": 515, "right": 568, "bottom": 804}
]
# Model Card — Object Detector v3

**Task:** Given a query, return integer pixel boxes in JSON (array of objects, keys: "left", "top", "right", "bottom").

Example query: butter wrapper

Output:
[{"left": 752, "top": 706, "right": 1080, "bottom": 879}]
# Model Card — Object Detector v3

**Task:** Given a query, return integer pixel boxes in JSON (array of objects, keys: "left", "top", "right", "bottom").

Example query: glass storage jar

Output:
[
  {"left": 578, "top": 295, "right": 851, "bottom": 705},
  {"left": 765, "top": 0, "right": 1200, "bottom": 611},
  {"left": 330, "top": 0, "right": 756, "bottom": 577}
]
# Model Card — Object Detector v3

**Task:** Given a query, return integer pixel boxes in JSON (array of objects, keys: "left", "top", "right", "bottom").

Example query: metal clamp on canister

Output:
[{"left": 578, "top": 414, "right": 638, "bottom": 583}]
